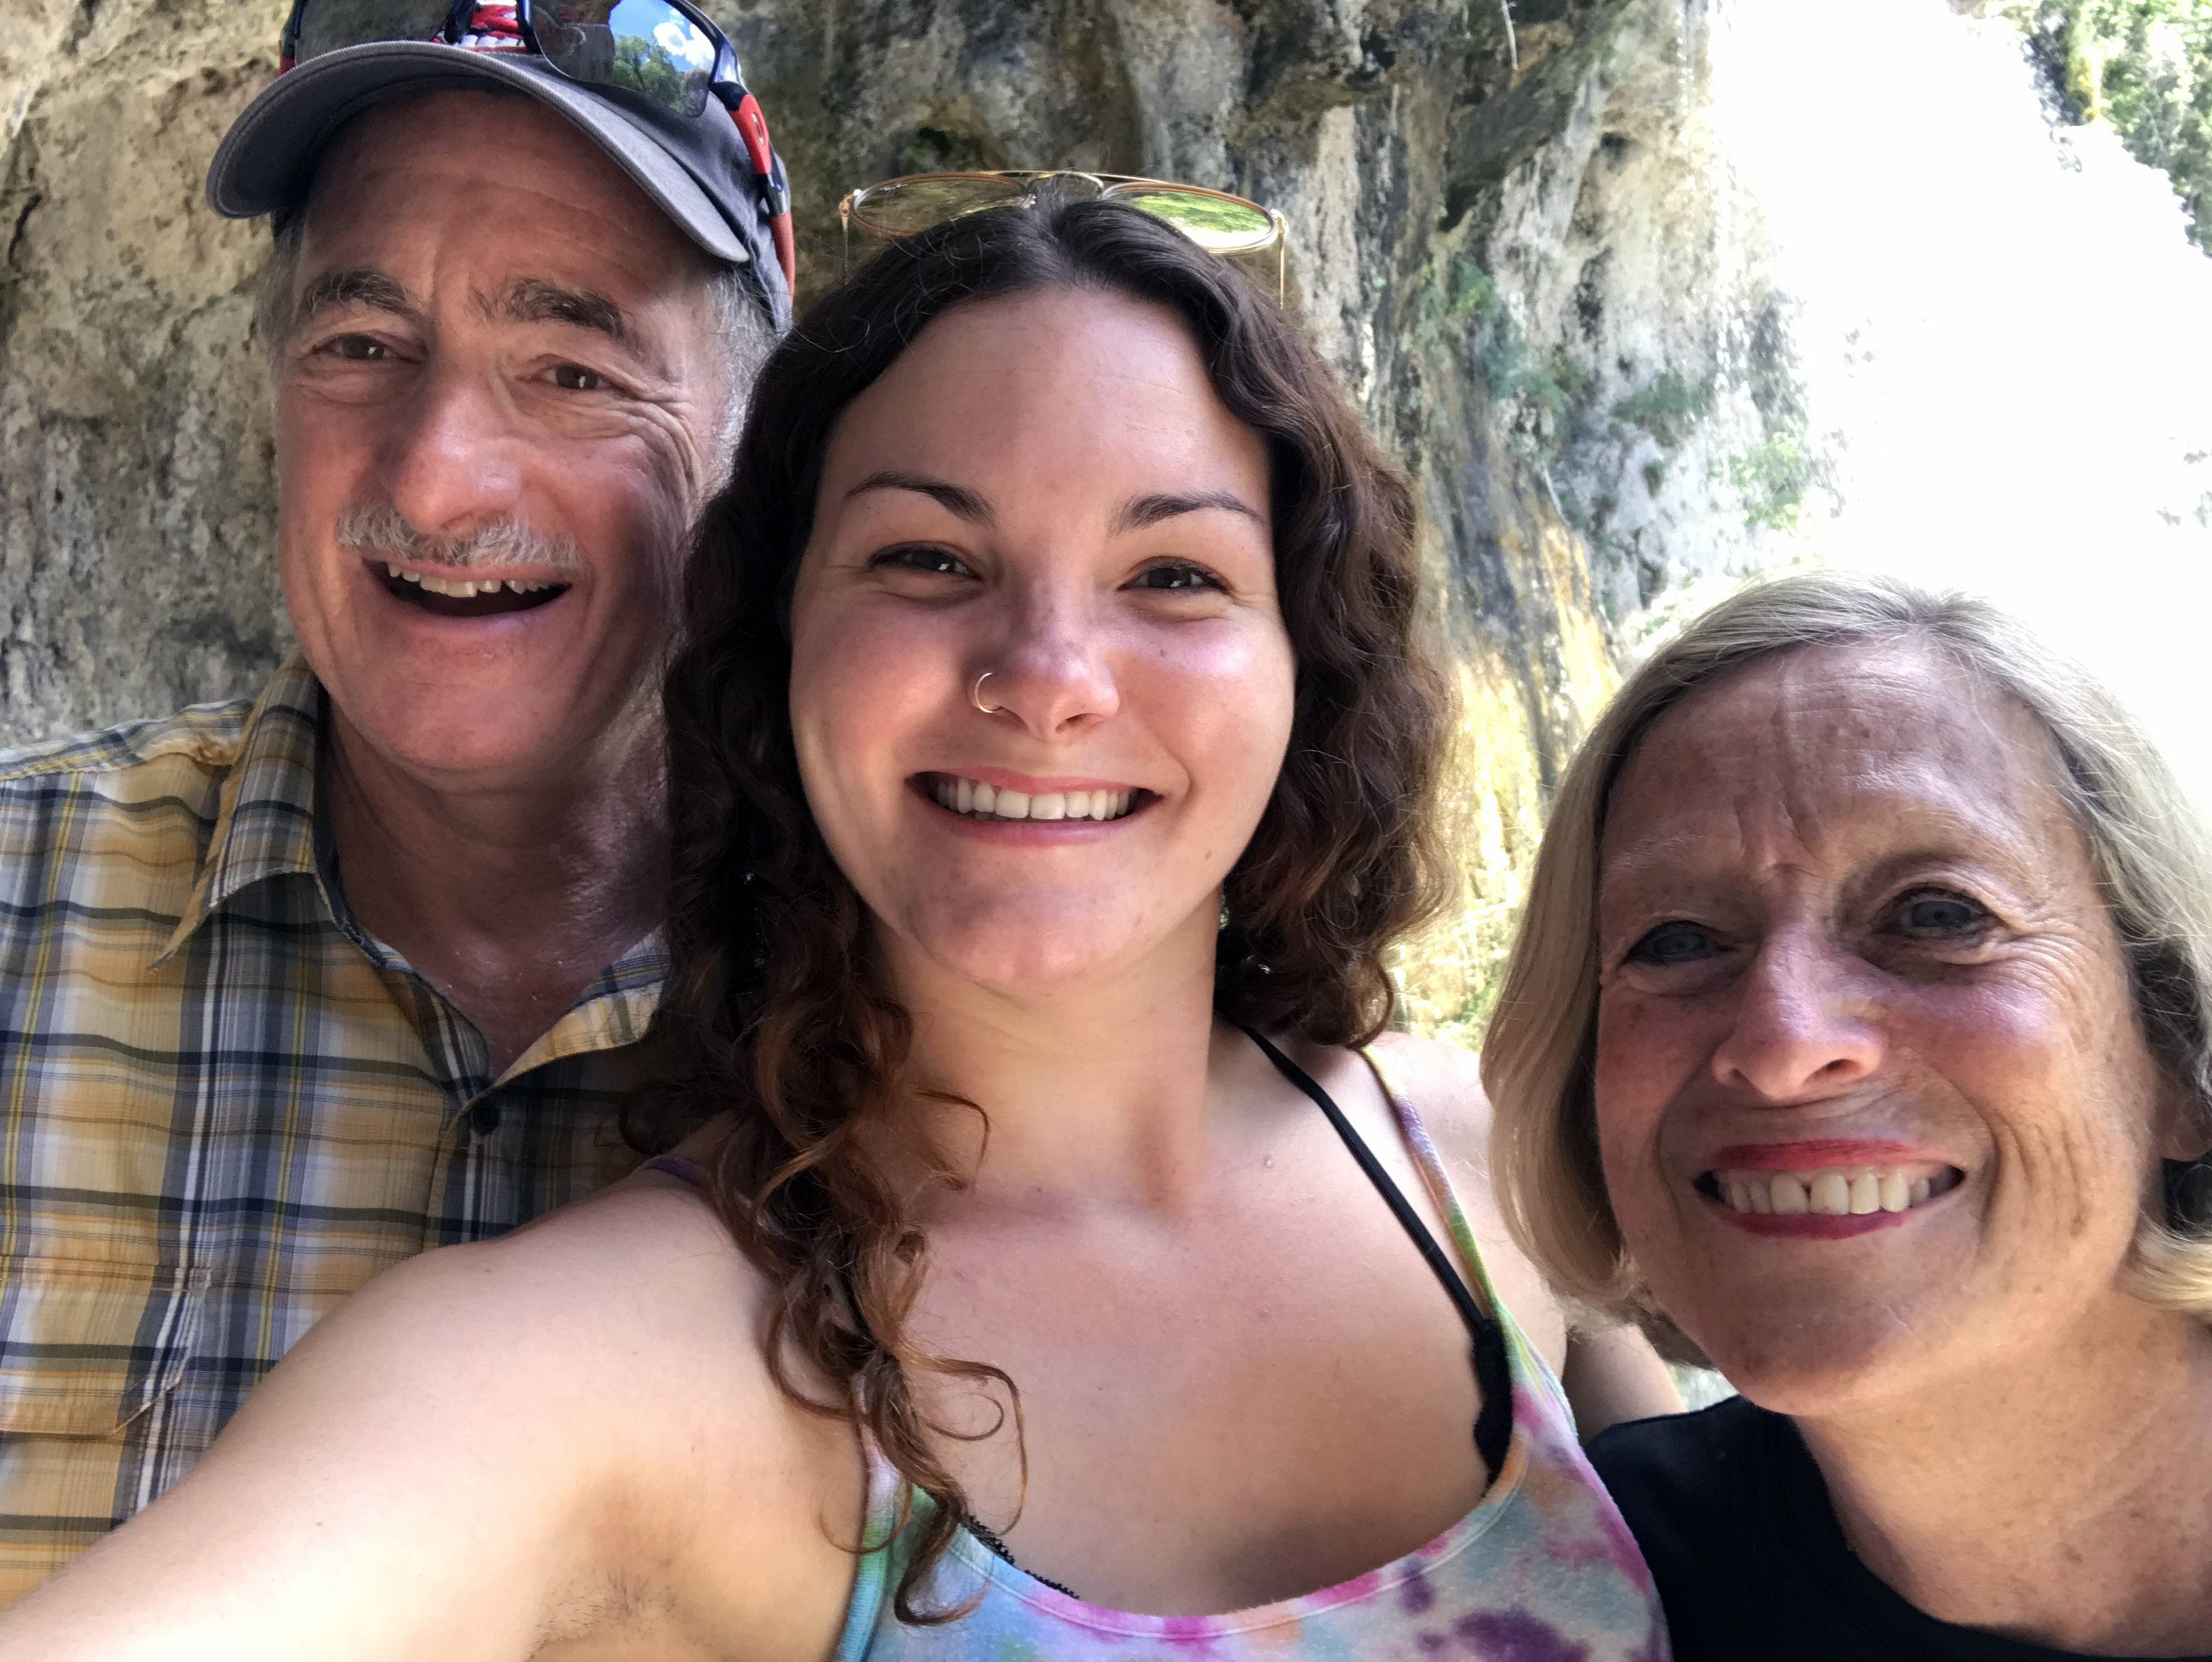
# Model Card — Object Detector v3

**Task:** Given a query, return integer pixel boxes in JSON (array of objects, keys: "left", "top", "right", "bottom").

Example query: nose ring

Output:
[{"left": 971, "top": 671, "right": 1001, "bottom": 716}]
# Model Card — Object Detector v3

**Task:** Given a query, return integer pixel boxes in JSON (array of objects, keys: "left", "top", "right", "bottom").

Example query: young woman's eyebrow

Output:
[
  {"left": 1112, "top": 489, "right": 1264, "bottom": 533},
  {"left": 844, "top": 469, "right": 994, "bottom": 524}
]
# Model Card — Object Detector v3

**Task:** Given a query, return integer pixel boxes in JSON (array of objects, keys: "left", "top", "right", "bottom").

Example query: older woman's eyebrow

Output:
[
  {"left": 845, "top": 470, "right": 994, "bottom": 524},
  {"left": 1112, "top": 490, "right": 1265, "bottom": 533},
  {"left": 484, "top": 278, "right": 631, "bottom": 342},
  {"left": 292, "top": 267, "right": 420, "bottom": 332}
]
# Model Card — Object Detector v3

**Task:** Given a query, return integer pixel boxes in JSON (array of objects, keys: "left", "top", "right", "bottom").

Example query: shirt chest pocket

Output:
[{"left": 0, "top": 1258, "right": 203, "bottom": 1438}]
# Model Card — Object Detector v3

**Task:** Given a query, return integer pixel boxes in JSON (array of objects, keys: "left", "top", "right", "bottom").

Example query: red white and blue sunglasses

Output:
[{"left": 277, "top": 0, "right": 795, "bottom": 293}]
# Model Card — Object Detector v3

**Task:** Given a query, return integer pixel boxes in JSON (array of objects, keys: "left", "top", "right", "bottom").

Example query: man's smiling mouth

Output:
[{"left": 376, "top": 561, "right": 569, "bottom": 618}]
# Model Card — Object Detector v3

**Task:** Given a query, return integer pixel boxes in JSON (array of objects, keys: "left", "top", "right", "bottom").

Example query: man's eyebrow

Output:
[
  {"left": 1111, "top": 490, "right": 1266, "bottom": 534},
  {"left": 292, "top": 269, "right": 420, "bottom": 332},
  {"left": 844, "top": 469, "right": 994, "bottom": 524},
  {"left": 486, "top": 278, "right": 632, "bottom": 343}
]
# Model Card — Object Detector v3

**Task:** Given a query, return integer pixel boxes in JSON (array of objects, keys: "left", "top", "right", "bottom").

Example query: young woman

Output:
[{"left": 0, "top": 188, "right": 1675, "bottom": 1660}]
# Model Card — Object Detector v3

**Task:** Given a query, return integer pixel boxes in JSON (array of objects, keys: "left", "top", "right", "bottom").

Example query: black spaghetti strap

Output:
[{"left": 1236, "top": 1024, "right": 1514, "bottom": 1485}]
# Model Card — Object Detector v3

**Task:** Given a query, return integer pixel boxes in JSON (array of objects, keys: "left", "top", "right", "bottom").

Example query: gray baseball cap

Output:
[{"left": 208, "top": 38, "right": 793, "bottom": 329}]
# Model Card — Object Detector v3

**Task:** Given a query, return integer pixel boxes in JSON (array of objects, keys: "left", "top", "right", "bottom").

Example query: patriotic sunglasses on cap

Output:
[
  {"left": 273, "top": 0, "right": 795, "bottom": 294},
  {"left": 840, "top": 170, "right": 1289, "bottom": 300}
]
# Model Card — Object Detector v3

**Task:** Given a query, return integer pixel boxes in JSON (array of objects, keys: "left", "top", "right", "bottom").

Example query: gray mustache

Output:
[{"left": 335, "top": 503, "right": 588, "bottom": 575}]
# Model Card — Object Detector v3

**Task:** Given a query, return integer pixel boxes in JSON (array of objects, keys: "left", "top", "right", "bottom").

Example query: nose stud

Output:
[{"left": 971, "top": 671, "right": 1002, "bottom": 715}]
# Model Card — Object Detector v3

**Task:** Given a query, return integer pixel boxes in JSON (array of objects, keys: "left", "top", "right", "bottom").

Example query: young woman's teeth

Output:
[
  {"left": 1714, "top": 1166, "right": 1957, "bottom": 1216},
  {"left": 929, "top": 776, "right": 1135, "bottom": 822}
]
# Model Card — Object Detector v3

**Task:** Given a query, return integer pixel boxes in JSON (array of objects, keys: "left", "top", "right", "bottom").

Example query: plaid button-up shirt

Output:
[{"left": 0, "top": 658, "right": 660, "bottom": 1602}]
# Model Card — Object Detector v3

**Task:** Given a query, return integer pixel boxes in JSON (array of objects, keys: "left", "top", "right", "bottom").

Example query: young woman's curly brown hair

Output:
[{"left": 627, "top": 189, "right": 1454, "bottom": 1620}]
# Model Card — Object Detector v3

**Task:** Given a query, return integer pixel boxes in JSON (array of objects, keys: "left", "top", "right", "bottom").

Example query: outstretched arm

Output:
[{"left": 0, "top": 1182, "right": 842, "bottom": 1662}]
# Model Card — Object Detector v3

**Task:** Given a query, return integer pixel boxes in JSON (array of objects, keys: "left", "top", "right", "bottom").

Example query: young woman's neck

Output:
[
  {"left": 881, "top": 908, "right": 1244, "bottom": 1209},
  {"left": 1798, "top": 1300, "right": 2212, "bottom": 1653}
]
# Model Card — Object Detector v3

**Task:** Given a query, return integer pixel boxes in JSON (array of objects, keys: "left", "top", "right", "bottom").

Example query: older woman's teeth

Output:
[
  {"left": 1716, "top": 1166, "right": 1957, "bottom": 1216},
  {"left": 930, "top": 775, "right": 1135, "bottom": 822}
]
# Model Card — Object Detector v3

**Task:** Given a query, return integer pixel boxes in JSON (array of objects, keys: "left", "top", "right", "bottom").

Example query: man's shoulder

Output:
[
  {"left": 0, "top": 689, "right": 286, "bottom": 921},
  {"left": 0, "top": 695, "right": 262, "bottom": 795}
]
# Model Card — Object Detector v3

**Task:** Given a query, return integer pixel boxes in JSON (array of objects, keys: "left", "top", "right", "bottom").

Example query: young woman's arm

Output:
[
  {"left": 0, "top": 1181, "right": 854, "bottom": 1662},
  {"left": 1561, "top": 1323, "right": 1684, "bottom": 1437}
]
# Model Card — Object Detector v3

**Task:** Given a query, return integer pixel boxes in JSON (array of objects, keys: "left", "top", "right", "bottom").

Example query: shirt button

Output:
[{"left": 468, "top": 1102, "right": 501, "bottom": 1137}]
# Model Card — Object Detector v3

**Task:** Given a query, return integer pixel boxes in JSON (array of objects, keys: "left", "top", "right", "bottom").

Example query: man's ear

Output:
[{"left": 2155, "top": 1069, "right": 2212, "bottom": 1164}]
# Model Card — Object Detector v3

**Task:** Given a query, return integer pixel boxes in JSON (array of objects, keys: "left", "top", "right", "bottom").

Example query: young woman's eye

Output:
[
  {"left": 551, "top": 364, "right": 605, "bottom": 392},
  {"left": 1626, "top": 921, "right": 1718, "bottom": 966},
  {"left": 872, "top": 544, "right": 973, "bottom": 578},
  {"left": 1128, "top": 561, "right": 1224, "bottom": 593},
  {"left": 1891, "top": 889, "right": 1991, "bottom": 937}
]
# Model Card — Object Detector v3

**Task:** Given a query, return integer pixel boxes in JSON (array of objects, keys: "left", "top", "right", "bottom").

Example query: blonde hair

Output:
[{"left": 1481, "top": 570, "right": 2212, "bottom": 1341}]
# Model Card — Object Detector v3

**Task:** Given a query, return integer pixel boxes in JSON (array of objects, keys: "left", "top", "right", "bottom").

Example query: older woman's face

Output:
[
  {"left": 786, "top": 288, "right": 1294, "bottom": 996},
  {"left": 1594, "top": 640, "right": 2184, "bottom": 1413}
]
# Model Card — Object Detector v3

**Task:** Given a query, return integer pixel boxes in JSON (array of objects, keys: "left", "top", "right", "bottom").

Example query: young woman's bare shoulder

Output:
[{"left": 1367, "top": 1029, "right": 1494, "bottom": 1169}]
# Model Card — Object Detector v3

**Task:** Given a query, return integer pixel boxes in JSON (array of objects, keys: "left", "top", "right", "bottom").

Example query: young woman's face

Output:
[
  {"left": 787, "top": 288, "right": 1294, "bottom": 997},
  {"left": 1592, "top": 641, "right": 2189, "bottom": 1415}
]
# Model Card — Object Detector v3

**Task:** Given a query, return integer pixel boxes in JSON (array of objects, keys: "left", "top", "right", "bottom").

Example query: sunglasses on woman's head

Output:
[{"left": 839, "top": 170, "right": 1290, "bottom": 302}]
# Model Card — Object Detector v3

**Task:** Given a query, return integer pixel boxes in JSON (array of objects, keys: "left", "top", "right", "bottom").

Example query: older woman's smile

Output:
[{"left": 1701, "top": 1143, "right": 1964, "bottom": 1224}]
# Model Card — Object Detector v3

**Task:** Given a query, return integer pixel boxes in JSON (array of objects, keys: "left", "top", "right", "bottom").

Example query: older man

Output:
[{"left": 0, "top": 1, "right": 790, "bottom": 1600}]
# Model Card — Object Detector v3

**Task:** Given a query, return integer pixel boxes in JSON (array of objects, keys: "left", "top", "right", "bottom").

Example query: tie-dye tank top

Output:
[{"left": 820, "top": 1044, "right": 1671, "bottom": 1662}]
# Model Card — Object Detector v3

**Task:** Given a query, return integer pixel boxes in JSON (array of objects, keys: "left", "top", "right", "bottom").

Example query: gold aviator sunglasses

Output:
[{"left": 837, "top": 170, "right": 1289, "bottom": 300}]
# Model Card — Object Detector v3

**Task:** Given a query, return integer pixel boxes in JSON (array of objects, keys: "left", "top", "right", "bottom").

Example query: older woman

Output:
[
  {"left": 0, "top": 187, "right": 1675, "bottom": 1659},
  {"left": 1485, "top": 572, "right": 2212, "bottom": 1661}
]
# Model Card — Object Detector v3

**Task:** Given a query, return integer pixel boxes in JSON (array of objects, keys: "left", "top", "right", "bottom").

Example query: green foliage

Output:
[
  {"left": 2008, "top": 0, "right": 2212, "bottom": 251},
  {"left": 1726, "top": 433, "right": 1813, "bottom": 532},
  {"left": 1612, "top": 373, "right": 1712, "bottom": 448},
  {"left": 1643, "top": 457, "right": 1668, "bottom": 496}
]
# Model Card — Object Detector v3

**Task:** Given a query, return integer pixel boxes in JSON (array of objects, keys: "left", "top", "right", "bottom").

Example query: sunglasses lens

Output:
[
  {"left": 1116, "top": 187, "right": 1279, "bottom": 255},
  {"left": 295, "top": 0, "right": 456, "bottom": 61},
  {"left": 534, "top": 0, "right": 718, "bottom": 117},
  {"left": 848, "top": 176, "right": 1034, "bottom": 239}
]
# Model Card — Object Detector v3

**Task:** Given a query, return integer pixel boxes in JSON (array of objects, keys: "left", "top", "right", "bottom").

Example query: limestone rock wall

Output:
[{"left": 3, "top": 0, "right": 1770, "bottom": 1022}]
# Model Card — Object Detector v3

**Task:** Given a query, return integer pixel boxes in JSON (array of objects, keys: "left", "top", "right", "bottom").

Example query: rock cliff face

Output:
[{"left": 2, "top": 0, "right": 1797, "bottom": 1020}]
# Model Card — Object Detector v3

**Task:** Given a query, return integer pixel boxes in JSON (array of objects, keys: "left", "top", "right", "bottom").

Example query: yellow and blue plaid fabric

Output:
[{"left": 0, "top": 658, "right": 658, "bottom": 1602}]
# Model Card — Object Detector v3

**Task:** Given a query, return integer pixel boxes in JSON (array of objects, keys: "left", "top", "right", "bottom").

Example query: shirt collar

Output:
[{"left": 153, "top": 656, "right": 327, "bottom": 967}]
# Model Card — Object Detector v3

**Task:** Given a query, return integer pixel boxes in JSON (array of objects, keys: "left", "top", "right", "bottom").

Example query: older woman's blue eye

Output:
[
  {"left": 1898, "top": 893, "right": 1987, "bottom": 934},
  {"left": 1627, "top": 921, "right": 1715, "bottom": 964}
]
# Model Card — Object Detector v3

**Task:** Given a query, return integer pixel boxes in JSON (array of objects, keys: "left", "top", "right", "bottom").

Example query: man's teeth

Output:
[
  {"left": 383, "top": 563, "right": 562, "bottom": 597},
  {"left": 1716, "top": 1167, "right": 1954, "bottom": 1217},
  {"left": 929, "top": 775, "right": 1136, "bottom": 822}
]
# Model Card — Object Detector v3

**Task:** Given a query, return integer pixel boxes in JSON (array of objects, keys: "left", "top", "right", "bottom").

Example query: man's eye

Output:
[
  {"left": 1627, "top": 921, "right": 1718, "bottom": 965},
  {"left": 324, "top": 335, "right": 390, "bottom": 362},
  {"left": 552, "top": 364, "right": 605, "bottom": 391},
  {"left": 1893, "top": 890, "right": 1990, "bottom": 937},
  {"left": 872, "top": 544, "right": 972, "bottom": 578},
  {"left": 1129, "top": 562, "right": 1223, "bottom": 593}
]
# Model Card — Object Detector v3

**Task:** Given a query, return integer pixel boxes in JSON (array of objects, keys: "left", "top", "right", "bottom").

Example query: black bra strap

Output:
[{"left": 1236, "top": 1024, "right": 1514, "bottom": 1484}]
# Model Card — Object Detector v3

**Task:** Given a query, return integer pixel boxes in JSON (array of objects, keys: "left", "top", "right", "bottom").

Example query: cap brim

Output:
[{"left": 207, "top": 43, "right": 748, "bottom": 266}]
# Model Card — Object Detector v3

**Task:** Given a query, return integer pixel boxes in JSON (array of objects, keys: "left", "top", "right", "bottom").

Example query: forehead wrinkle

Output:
[{"left": 1605, "top": 645, "right": 2069, "bottom": 902}]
